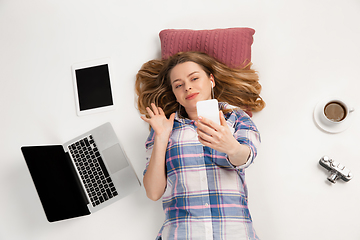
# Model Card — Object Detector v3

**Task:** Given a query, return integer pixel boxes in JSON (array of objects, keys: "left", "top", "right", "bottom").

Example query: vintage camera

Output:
[{"left": 319, "top": 156, "right": 353, "bottom": 183}]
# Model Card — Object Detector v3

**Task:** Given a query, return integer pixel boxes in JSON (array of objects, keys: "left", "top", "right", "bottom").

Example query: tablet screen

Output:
[{"left": 72, "top": 59, "right": 115, "bottom": 116}]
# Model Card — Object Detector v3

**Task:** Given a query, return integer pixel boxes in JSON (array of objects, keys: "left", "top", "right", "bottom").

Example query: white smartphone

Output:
[{"left": 196, "top": 99, "right": 220, "bottom": 125}]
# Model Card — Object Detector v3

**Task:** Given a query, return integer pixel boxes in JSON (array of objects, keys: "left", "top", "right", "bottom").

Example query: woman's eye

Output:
[
  {"left": 175, "top": 84, "right": 182, "bottom": 89},
  {"left": 192, "top": 77, "right": 198, "bottom": 81}
]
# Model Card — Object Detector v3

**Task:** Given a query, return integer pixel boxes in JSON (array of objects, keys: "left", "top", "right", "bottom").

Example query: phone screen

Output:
[{"left": 196, "top": 99, "right": 220, "bottom": 125}]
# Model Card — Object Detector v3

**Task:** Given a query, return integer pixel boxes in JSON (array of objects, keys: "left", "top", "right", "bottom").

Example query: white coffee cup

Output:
[{"left": 319, "top": 98, "right": 354, "bottom": 126}]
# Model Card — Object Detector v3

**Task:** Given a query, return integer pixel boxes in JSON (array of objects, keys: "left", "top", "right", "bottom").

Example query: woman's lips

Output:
[{"left": 186, "top": 93, "right": 199, "bottom": 100}]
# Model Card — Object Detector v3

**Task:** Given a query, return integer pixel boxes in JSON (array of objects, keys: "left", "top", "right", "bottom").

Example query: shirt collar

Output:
[{"left": 174, "top": 111, "right": 194, "bottom": 125}]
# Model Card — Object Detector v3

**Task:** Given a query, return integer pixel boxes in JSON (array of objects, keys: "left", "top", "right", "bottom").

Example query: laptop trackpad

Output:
[{"left": 102, "top": 144, "right": 129, "bottom": 174}]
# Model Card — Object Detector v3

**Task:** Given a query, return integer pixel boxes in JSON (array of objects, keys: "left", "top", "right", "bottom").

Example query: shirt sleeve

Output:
[
  {"left": 143, "top": 128, "right": 155, "bottom": 176},
  {"left": 229, "top": 110, "right": 261, "bottom": 170}
]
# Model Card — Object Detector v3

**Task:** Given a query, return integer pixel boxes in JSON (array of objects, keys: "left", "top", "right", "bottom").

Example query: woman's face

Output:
[{"left": 169, "top": 61, "right": 215, "bottom": 114}]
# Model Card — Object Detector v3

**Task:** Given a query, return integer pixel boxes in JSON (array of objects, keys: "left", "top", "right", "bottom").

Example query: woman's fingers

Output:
[
  {"left": 196, "top": 117, "right": 217, "bottom": 136},
  {"left": 151, "top": 103, "right": 160, "bottom": 115},
  {"left": 145, "top": 103, "right": 162, "bottom": 118},
  {"left": 197, "top": 128, "right": 213, "bottom": 143},
  {"left": 142, "top": 103, "right": 167, "bottom": 124},
  {"left": 140, "top": 115, "right": 150, "bottom": 123},
  {"left": 219, "top": 111, "right": 227, "bottom": 126},
  {"left": 146, "top": 106, "right": 155, "bottom": 117},
  {"left": 158, "top": 106, "right": 165, "bottom": 116},
  {"left": 198, "top": 116, "right": 219, "bottom": 131}
]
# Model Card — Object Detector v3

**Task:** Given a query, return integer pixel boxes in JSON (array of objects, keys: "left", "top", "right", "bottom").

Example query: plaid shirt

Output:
[{"left": 144, "top": 103, "right": 261, "bottom": 240}]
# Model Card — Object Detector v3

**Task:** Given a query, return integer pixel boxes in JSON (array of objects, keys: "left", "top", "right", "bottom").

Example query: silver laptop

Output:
[{"left": 21, "top": 122, "right": 140, "bottom": 222}]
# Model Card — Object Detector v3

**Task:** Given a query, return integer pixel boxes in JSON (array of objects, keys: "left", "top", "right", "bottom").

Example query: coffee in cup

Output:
[
  {"left": 321, "top": 99, "right": 354, "bottom": 125},
  {"left": 324, "top": 101, "right": 347, "bottom": 122},
  {"left": 314, "top": 96, "right": 355, "bottom": 133}
]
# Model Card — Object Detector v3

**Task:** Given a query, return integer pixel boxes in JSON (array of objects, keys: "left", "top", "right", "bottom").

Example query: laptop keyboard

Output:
[{"left": 68, "top": 135, "right": 118, "bottom": 207}]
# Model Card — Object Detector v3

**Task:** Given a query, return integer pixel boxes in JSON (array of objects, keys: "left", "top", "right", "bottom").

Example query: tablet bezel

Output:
[{"left": 71, "top": 58, "right": 115, "bottom": 116}]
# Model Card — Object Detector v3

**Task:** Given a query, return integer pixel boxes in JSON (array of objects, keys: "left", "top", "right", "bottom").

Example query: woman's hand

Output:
[
  {"left": 141, "top": 103, "right": 175, "bottom": 139},
  {"left": 196, "top": 111, "right": 250, "bottom": 166},
  {"left": 196, "top": 111, "right": 238, "bottom": 153},
  {"left": 141, "top": 103, "right": 175, "bottom": 201}
]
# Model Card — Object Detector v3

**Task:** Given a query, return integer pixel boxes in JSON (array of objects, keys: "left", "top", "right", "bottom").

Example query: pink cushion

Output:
[{"left": 159, "top": 27, "right": 255, "bottom": 69}]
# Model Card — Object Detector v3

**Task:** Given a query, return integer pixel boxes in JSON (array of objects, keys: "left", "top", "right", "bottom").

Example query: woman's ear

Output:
[{"left": 210, "top": 74, "right": 215, "bottom": 88}]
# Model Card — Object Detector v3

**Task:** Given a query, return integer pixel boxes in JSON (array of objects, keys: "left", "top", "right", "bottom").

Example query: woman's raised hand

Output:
[{"left": 141, "top": 103, "right": 175, "bottom": 139}]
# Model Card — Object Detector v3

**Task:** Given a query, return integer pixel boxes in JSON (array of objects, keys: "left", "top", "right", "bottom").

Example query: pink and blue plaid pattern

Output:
[{"left": 144, "top": 103, "right": 261, "bottom": 240}]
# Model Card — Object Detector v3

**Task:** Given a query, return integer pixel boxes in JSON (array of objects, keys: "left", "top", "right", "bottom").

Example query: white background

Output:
[{"left": 1, "top": 0, "right": 360, "bottom": 239}]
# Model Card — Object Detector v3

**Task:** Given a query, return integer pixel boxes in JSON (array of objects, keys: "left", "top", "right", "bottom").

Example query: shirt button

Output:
[{"left": 205, "top": 203, "right": 209, "bottom": 207}]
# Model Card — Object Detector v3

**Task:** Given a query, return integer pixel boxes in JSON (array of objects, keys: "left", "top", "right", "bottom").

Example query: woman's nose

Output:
[{"left": 185, "top": 82, "right": 192, "bottom": 91}]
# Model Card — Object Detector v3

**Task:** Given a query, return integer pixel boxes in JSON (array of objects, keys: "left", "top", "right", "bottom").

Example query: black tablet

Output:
[{"left": 71, "top": 58, "right": 115, "bottom": 116}]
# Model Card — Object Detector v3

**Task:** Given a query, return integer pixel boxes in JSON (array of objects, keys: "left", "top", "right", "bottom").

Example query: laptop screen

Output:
[{"left": 21, "top": 145, "right": 90, "bottom": 222}]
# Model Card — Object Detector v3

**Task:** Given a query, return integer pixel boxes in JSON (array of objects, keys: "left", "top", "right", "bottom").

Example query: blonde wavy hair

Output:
[{"left": 135, "top": 51, "right": 265, "bottom": 118}]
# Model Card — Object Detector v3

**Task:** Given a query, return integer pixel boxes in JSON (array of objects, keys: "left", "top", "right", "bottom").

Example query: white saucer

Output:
[{"left": 313, "top": 97, "right": 355, "bottom": 134}]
